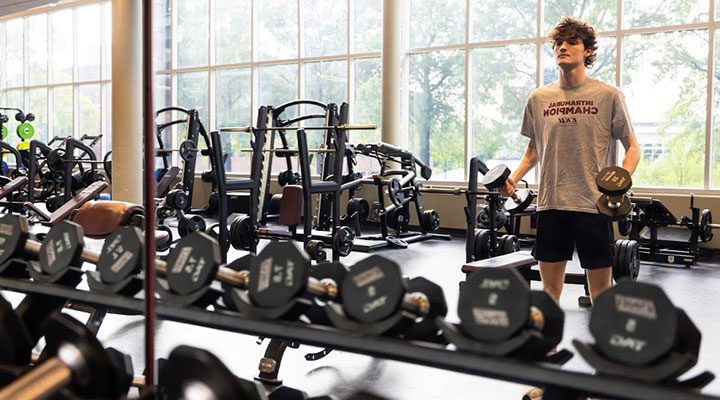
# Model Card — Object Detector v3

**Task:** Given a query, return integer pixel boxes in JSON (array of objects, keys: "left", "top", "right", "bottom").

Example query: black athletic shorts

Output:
[{"left": 532, "top": 210, "right": 614, "bottom": 269}]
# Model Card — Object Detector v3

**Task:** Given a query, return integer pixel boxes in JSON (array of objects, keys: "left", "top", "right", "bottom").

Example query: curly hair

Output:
[{"left": 549, "top": 16, "right": 598, "bottom": 68}]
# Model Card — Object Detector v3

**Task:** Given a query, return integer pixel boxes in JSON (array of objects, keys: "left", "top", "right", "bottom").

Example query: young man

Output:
[{"left": 502, "top": 16, "right": 640, "bottom": 306}]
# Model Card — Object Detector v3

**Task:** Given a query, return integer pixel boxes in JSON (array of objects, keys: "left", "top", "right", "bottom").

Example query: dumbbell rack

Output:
[{"left": 0, "top": 275, "right": 718, "bottom": 400}]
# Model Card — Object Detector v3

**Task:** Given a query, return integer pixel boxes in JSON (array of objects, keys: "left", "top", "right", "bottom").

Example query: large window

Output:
[
  {"left": 406, "top": 0, "right": 720, "bottom": 191},
  {"left": 0, "top": 2, "right": 111, "bottom": 152},
  {"left": 155, "top": 0, "right": 383, "bottom": 174}
]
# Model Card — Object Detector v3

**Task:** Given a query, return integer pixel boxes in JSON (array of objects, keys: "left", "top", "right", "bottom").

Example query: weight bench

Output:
[
  {"left": 256, "top": 185, "right": 302, "bottom": 239},
  {"left": 71, "top": 200, "right": 172, "bottom": 250},
  {"left": 0, "top": 176, "right": 28, "bottom": 200},
  {"left": 462, "top": 251, "right": 589, "bottom": 294},
  {"left": 155, "top": 166, "right": 180, "bottom": 198},
  {"left": 23, "top": 180, "right": 108, "bottom": 225}
]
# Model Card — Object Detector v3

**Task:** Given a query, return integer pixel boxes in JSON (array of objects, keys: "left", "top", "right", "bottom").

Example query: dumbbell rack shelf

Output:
[{"left": 0, "top": 276, "right": 718, "bottom": 400}]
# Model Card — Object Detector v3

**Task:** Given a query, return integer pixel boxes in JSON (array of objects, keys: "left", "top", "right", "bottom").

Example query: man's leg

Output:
[
  {"left": 538, "top": 260, "right": 568, "bottom": 302},
  {"left": 586, "top": 266, "right": 612, "bottom": 303}
]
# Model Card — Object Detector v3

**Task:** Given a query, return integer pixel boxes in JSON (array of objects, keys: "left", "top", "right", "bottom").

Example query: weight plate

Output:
[
  {"left": 388, "top": 178, "right": 404, "bottom": 207},
  {"left": 596, "top": 166, "right": 632, "bottom": 197},
  {"left": 248, "top": 240, "right": 311, "bottom": 308},
  {"left": 458, "top": 267, "right": 532, "bottom": 342},
  {"left": 505, "top": 189, "right": 535, "bottom": 214},
  {"left": 0, "top": 215, "right": 31, "bottom": 266},
  {"left": 179, "top": 140, "right": 196, "bottom": 161},
  {"left": 347, "top": 197, "right": 370, "bottom": 223},
  {"left": 626, "top": 240, "right": 640, "bottom": 281},
  {"left": 402, "top": 276, "right": 448, "bottom": 341},
  {"left": 268, "top": 194, "right": 283, "bottom": 215},
  {"left": 473, "top": 229, "right": 491, "bottom": 261},
  {"left": 617, "top": 217, "right": 632, "bottom": 237},
  {"left": 230, "top": 215, "right": 256, "bottom": 251},
  {"left": 333, "top": 226, "right": 354, "bottom": 257},
  {"left": 178, "top": 215, "right": 206, "bottom": 237},
  {"left": 503, "top": 234, "right": 519, "bottom": 254},
  {"left": 386, "top": 207, "right": 409, "bottom": 232},
  {"left": 596, "top": 195, "right": 632, "bottom": 220},
  {"left": 165, "top": 232, "right": 222, "bottom": 296},
  {"left": 477, "top": 207, "right": 506, "bottom": 229},
  {"left": 16, "top": 123, "right": 34, "bottom": 140},
  {"left": 611, "top": 240, "right": 624, "bottom": 283},
  {"left": 422, "top": 209, "right": 441, "bottom": 232},
  {"left": 530, "top": 290, "right": 564, "bottom": 353},
  {"left": 98, "top": 227, "right": 143, "bottom": 284},
  {"left": 700, "top": 209, "right": 713, "bottom": 242},
  {"left": 496, "top": 235, "right": 508, "bottom": 256},
  {"left": 481, "top": 164, "right": 510, "bottom": 190},
  {"left": 341, "top": 255, "right": 405, "bottom": 323},
  {"left": 590, "top": 280, "right": 678, "bottom": 366},
  {"left": 160, "top": 346, "right": 254, "bottom": 400},
  {"left": 0, "top": 125, "right": 7, "bottom": 140},
  {"left": 0, "top": 295, "right": 32, "bottom": 365},
  {"left": 39, "top": 221, "right": 85, "bottom": 275}
]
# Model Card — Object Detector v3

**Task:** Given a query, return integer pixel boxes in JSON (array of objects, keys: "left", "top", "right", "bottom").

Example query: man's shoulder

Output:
[{"left": 586, "top": 77, "right": 623, "bottom": 95}]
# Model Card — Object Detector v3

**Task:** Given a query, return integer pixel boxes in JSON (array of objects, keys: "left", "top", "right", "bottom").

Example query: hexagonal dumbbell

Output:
[
  {"left": 446, "top": 267, "right": 564, "bottom": 358},
  {"left": 574, "top": 280, "right": 705, "bottom": 383},
  {"left": 160, "top": 346, "right": 267, "bottom": 400},
  {"left": 481, "top": 164, "right": 535, "bottom": 214},
  {"left": 332, "top": 255, "right": 448, "bottom": 339},
  {"left": 596, "top": 166, "right": 632, "bottom": 220},
  {"left": 0, "top": 313, "right": 131, "bottom": 400}
]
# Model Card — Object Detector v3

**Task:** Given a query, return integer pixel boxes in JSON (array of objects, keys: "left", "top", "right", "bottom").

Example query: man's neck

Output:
[{"left": 558, "top": 66, "right": 588, "bottom": 88}]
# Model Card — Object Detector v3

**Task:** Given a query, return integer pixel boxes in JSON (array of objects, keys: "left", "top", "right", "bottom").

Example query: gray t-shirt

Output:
[{"left": 521, "top": 77, "right": 633, "bottom": 213}]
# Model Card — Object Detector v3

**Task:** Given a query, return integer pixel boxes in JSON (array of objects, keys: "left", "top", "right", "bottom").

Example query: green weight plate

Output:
[
  {"left": 248, "top": 240, "right": 311, "bottom": 308},
  {"left": 39, "top": 221, "right": 84, "bottom": 275},
  {"left": 98, "top": 227, "right": 144, "bottom": 284},
  {"left": 165, "top": 232, "right": 221, "bottom": 295},
  {"left": 16, "top": 123, "right": 34, "bottom": 140},
  {"left": 0, "top": 125, "right": 7, "bottom": 140}
]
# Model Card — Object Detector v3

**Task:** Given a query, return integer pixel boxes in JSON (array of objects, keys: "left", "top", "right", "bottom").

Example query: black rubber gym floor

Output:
[{"left": 4, "top": 232, "right": 720, "bottom": 399}]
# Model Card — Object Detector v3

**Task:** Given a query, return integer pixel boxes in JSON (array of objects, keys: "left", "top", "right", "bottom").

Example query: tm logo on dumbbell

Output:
[
  {"left": 362, "top": 295, "right": 388, "bottom": 314},
  {"left": 478, "top": 278, "right": 510, "bottom": 290},
  {"left": 185, "top": 256, "right": 206, "bottom": 283}
]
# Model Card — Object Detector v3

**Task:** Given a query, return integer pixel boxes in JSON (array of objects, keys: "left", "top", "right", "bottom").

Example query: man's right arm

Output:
[{"left": 501, "top": 139, "right": 538, "bottom": 195}]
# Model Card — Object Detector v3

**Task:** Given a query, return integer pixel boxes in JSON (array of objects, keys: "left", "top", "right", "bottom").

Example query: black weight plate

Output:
[
  {"left": 590, "top": 280, "right": 678, "bottom": 366},
  {"left": 347, "top": 197, "right": 370, "bottom": 223},
  {"left": 248, "top": 240, "right": 311, "bottom": 308},
  {"left": 626, "top": 240, "right": 640, "bottom": 281},
  {"left": 422, "top": 209, "right": 441, "bottom": 232},
  {"left": 0, "top": 295, "right": 32, "bottom": 365},
  {"left": 407, "top": 276, "right": 447, "bottom": 319},
  {"left": 230, "top": 216, "right": 256, "bottom": 251},
  {"left": 160, "top": 346, "right": 254, "bottom": 400},
  {"left": 310, "top": 261, "right": 347, "bottom": 302},
  {"left": 165, "top": 232, "right": 222, "bottom": 296},
  {"left": 333, "top": 226, "right": 354, "bottom": 256},
  {"left": 98, "top": 227, "right": 144, "bottom": 284},
  {"left": 179, "top": 140, "right": 196, "bottom": 161},
  {"left": 505, "top": 189, "right": 535, "bottom": 214},
  {"left": 40, "top": 221, "right": 84, "bottom": 275},
  {"left": 596, "top": 166, "right": 632, "bottom": 196},
  {"left": 386, "top": 207, "right": 409, "bottom": 231},
  {"left": 530, "top": 290, "right": 564, "bottom": 352},
  {"left": 458, "top": 267, "right": 532, "bottom": 342},
  {"left": 496, "top": 235, "right": 508, "bottom": 256},
  {"left": 503, "top": 234, "right": 519, "bottom": 254},
  {"left": 596, "top": 195, "right": 632, "bottom": 220},
  {"left": 700, "top": 209, "right": 713, "bottom": 242},
  {"left": 388, "top": 178, "right": 404, "bottom": 207},
  {"left": 268, "top": 194, "right": 283, "bottom": 215},
  {"left": 481, "top": 164, "right": 510, "bottom": 190},
  {"left": 611, "top": 240, "right": 624, "bottom": 283},
  {"left": 341, "top": 255, "right": 405, "bottom": 323},
  {"left": 401, "top": 276, "right": 447, "bottom": 341},
  {"left": 611, "top": 240, "right": 627, "bottom": 283},
  {"left": 0, "top": 214, "right": 30, "bottom": 266},
  {"left": 473, "top": 229, "right": 491, "bottom": 260},
  {"left": 617, "top": 217, "right": 632, "bottom": 237},
  {"left": 477, "top": 207, "right": 505, "bottom": 229}
]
